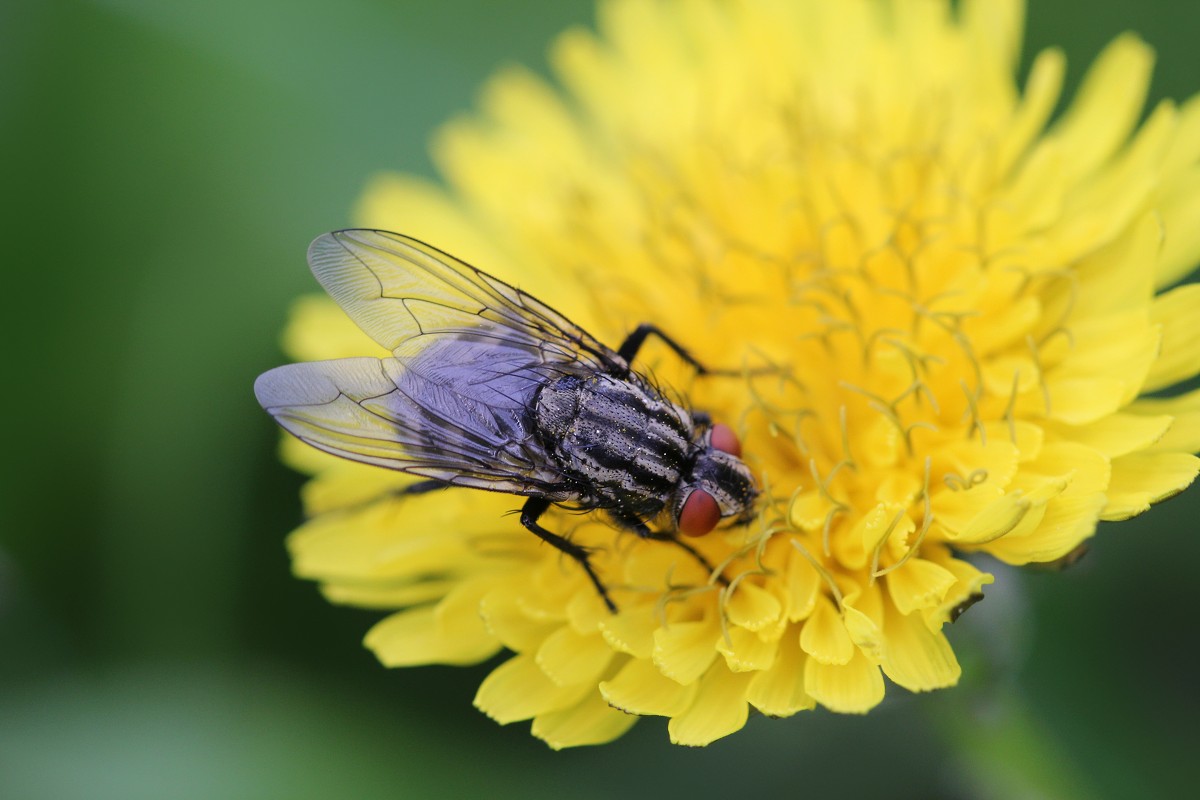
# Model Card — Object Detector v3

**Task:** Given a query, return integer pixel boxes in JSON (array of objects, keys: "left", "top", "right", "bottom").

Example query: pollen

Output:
[{"left": 278, "top": 0, "right": 1200, "bottom": 748}]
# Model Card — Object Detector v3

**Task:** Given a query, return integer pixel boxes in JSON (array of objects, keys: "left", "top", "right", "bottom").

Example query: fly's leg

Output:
[
  {"left": 520, "top": 498, "right": 617, "bottom": 613},
  {"left": 617, "top": 323, "right": 760, "bottom": 378},
  {"left": 616, "top": 514, "right": 728, "bottom": 586},
  {"left": 645, "top": 532, "right": 728, "bottom": 586},
  {"left": 617, "top": 323, "right": 712, "bottom": 374}
]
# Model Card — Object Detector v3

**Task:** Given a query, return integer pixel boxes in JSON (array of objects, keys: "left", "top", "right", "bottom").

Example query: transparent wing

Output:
[
  {"left": 254, "top": 356, "right": 568, "bottom": 494},
  {"left": 306, "top": 229, "right": 627, "bottom": 375}
]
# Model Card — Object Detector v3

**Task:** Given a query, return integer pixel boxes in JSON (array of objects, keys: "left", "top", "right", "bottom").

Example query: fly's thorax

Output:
[
  {"left": 533, "top": 373, "right": 695, "bottom": 507},
  {"left": 532, "top": 373, "right": 585, "bottom": 441}
]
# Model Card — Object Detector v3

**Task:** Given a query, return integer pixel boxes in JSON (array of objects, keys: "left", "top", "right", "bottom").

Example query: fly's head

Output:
[{"left": 672, "top": 424, "right": 758, "bottom": 537}]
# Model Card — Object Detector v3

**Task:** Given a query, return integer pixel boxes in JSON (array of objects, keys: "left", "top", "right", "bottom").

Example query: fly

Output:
[{"left": 254, "top": 229, "right": 758, "bottom": 611}]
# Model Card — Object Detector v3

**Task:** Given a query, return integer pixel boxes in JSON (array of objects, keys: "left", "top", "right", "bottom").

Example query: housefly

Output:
[{"left": 254, "top": 229, "right": 757, "bottom": 611}]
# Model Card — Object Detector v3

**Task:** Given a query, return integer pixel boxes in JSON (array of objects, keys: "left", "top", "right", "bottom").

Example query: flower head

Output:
[{"left": 278, "top": 0, "right": 1200, "bottom": 747}]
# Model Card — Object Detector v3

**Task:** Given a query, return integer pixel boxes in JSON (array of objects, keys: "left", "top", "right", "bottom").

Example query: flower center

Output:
[{"left": 604, "top": 131, "right": 1067, "bottom": 595}]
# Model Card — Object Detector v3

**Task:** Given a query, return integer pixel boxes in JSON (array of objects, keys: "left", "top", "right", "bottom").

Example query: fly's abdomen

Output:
[{"left": 535, "top": 373, "right": 693, "bottom": 503}]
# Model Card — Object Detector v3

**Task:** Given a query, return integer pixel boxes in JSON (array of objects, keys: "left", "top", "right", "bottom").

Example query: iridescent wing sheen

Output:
[
  {"left": 306, "top": 229, "right": 627, "bottom": 374},
  {"left": 255, "top": 229, "right": 628, "bottom": 495},
  {"left": 254, "top": 355, "right": 567, "bottom": 494}
]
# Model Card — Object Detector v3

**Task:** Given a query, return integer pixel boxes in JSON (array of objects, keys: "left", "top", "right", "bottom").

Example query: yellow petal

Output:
[
  {"left": 746, "top": 628, "right": 815, "bottom": 718},
  {"left": 982, "top": 420, "right": 1045, "bottom": 462},
  {"left": 549, "top": 27, "right": 620, "bottom": 135},
  {"left": 842, "top": 598, "right": 884, "bottom": 664},
  {"left": 282, "top": 295, "right": 386, "bottom": 363},
  {"left": 981, "top": 353, "right": 1040, "bottom": 400},
  {"left": 995, "top": 114, "right": 1068, "bottom": 238},
  {"left": 880, "top": 601, "right": 962, "bottom": 692},
  {"left": 946, "top": 491, "right": 1034, "bottom": 545},
  {"left": 874, "top": 469, "right": 924, "bottom": 506},
  {"left": 993, "top": 48, "right": 1063, "bottom": 177},
  {"left": 599, "top": 657, "right": 697, "bottom": 717},
  {"left": 1048, "top": 101, "right": 1174, "bottom": 264},
  {"left": 474, "top": 654, "right": 592, "bottom": 724},
  {"left": 716, "top": 626, "right": 778, "bottom": 673},
  {"left": 320, "top": 578, "right": 456, "bottom": 610},
  {"left": 724, "top": 581, "right": 783, "bottom": 632},
  {"left": 598, "top": 603, "right": 660, "bottom": 659},
  {"left": 566, "top": 587, "right": 613, "bottom": 634},
  {"left": 886, "top": 557, "right": 957, "bottom": 616},
  {"left": 856, "top": 503, "right": 914, "bottom": 556},
  {"left": 1020, "top": 441, "right": 1113, "bottom": 496},
  {"left": 785, "top": 545, "right": 821, "bottom": 622},
  {"left": 288, "top": 490, "right": 520, "bottom": 583},
  {"left": 518, "top": 556, "right": 583, "bottom": 623},
  {"left": 1049, "top": 310, "right": 1159, "bottom": 407},
  {"left": 295, "top": 455, "right": 411, "bottom": 515},
  {"left": 479, "top": 583, "right": 558, "bottom": 653},
  {"left": 353, "top": 173, "right": 517, "bottom": 284},
  {"left": 365, "top": 579, "right": 500, "bottom": 667},
  {"left": 1154, "top": 165, "right": 1200, "bottom": 288},
  {"left": 962, "top": 0, "right": 1024, "bottom": 75},
  {"left": 1144, "top": 284, "right": 1200, "bottom": 392},
  {"left": 536, "top": 626, "right": 615, "bottom": 687},
  {"left": 1042, "top": 377, "right": 1134, "bottom": 425},
  {"left": 364, "top": 603, "right": 500, "bottom": 667},
  {"left": 1072, "top": 212, "right": 1159, "bottom": 317},
  {"left": 667, "top": 664, "right": 753, "bottom": 747},
  {"left": 986, "top": 493, "right": 1106, "bottom": 564},
  {"left": 435, "top": 578, "right": 502, "bottom": 638},
  {"left": 922, "top": 546, "right": 995, "bottom": 629},
  {"left": 1102, "top": 452, "right": 1200, "bottom": 521},
  {"left": 799, "top": 595, "right": 855, "bottom": 666},
  {"left": 1131, "top": 387, "right": 1200, "bottom": 453},
  {"left": 653, "top": 616, "right": 721, "bottom": 685},
  {"left": 1044, "top": 33, "right": 1153, "bottom": 185},
  {"left": 531, "top": 689, "right": 637, "bottom": 750},
  {"left": 279, "top": 429, "right": 337, "bottom": 477},
  {"left": 1048, "top": 412, "right": 1172, "bottom": 458},
  {"left": 875, "top": 510, "right": 919, "bottom": 568},
  {"left": 619, "top": 537, "right": 712, "bottom": 588},
  {"left": 932, "top": 437, "right": 1021, "bottom": 492},
  {"left": 284, "top": 504, "right": 423, "bottom": 582},
  {"left": 969, "top": 295, "right": 1042, "bottom": 356},
  {"left": 790, "top": 489, "right": 832, "bottom": 532},
  {"left": 804, "top": 649, "right": 885, "bottom": 714},
  {"left": 1163, "top": 94, "right": 1200, "bottom": 175}
]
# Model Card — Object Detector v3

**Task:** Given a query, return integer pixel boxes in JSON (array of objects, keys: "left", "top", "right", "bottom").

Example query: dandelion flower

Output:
[{"left": 275, "top": 0, "right": 1200, "bottom": 747}]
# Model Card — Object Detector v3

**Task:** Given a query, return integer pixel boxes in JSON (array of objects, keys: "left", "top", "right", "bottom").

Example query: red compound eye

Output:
[
  {"left": 710, "top": 423, "right": 742, "bottom": 457},
  {"left": 678, "top": 489, "right": 720, "bottom": 537}
]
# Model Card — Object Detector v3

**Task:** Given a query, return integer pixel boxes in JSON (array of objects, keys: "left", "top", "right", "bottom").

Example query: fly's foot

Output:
[{"left": 520, "top": 497, "right": 618, "bottom": 613}]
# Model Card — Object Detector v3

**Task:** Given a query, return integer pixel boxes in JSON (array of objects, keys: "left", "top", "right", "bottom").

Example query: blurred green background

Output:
[{"left": 2, "top": 1, "right": 1198, "bottom": 798}]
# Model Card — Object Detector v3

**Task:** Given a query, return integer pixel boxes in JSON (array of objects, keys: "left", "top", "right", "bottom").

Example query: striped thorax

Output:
[{"left": 534, "top": 373, "right": 756, "bottom": 530}]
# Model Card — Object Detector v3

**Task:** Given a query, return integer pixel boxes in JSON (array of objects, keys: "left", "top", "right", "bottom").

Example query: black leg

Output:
[
  {"left": 520, "top": 497, "right": 617, "bottom": 612},
  {"left": 616, "top": 322, "right": 760, "bottom": 378},
  {"left": 617, "top": 323, "right": 712, "bottom": 374},
  {"left": 616, "top": 514, "right": 727, "bottom": 585}
]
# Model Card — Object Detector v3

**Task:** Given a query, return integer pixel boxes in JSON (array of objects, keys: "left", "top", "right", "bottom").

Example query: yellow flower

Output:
[{"left": 277, "top": 0, "right": 1200, "bottom": 748}]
